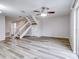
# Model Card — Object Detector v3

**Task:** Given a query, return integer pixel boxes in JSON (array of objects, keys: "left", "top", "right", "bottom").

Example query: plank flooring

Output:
[{"left": 0, "top": 36, "right": 78, "bottom": 59}]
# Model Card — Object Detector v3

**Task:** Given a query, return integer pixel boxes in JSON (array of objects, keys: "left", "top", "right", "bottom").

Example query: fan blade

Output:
[
  {"left": 34, "top": 10, "right": 40, "bottom": 12},
  {"left": 36, "top": 14, "right": 40, "bottom": 15},
  {"left": 48, "top": 11, "right": 55, "bottom": 14}
]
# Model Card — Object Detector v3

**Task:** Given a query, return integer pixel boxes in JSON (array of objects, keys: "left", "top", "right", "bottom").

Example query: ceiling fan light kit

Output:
[{"left": 41, "top": 13, "right": 47, "bottom": 17}]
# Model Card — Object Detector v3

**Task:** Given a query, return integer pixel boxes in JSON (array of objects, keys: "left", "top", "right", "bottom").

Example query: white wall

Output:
[
  {"left": 32, "top": 15, "right": 70, "bottom": 38},
  {"left": 0, "top": 15, "right": 5, "bottom": 41},
  {"left": 5, "top": 15, "right": 70, "bottom": 38}
]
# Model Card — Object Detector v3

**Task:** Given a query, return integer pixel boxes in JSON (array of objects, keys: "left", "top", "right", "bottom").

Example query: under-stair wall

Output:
[{"left": 0, "top": 15, "right": 5, "bottom": 41}]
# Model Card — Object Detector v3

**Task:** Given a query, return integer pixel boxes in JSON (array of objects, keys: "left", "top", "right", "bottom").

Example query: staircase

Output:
[{"left": 11, "top": 16, "right": 38, "bottom": 39}]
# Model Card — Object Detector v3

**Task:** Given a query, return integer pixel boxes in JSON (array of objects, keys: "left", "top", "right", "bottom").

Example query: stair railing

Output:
[{"left": 11, "top": 16, "right": 38, "bottom": 39}]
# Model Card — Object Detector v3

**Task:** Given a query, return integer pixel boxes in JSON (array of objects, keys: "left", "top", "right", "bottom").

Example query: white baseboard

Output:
[{"left": 24, "top": 35, "right": 69, "bottom": 39}]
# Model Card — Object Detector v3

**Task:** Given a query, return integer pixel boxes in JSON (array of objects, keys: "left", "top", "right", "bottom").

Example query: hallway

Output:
[{"left": 0, "top": 37, "right": 78, "bottom": 59}]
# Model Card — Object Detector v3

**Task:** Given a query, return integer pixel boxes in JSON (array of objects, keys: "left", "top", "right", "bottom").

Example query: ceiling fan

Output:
[{"left": 33, "top": 7, "right": 55, "bottom": 16}]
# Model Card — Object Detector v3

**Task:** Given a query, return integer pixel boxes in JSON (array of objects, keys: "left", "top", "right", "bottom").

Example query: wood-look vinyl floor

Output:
[{"left": 0, "top": 37, "right": 78, "bottom": 59}]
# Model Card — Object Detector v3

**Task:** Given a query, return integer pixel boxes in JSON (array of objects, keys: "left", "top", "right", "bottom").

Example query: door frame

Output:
[{"left": 76, "top": 7, "right": 79, "bottom": 55}]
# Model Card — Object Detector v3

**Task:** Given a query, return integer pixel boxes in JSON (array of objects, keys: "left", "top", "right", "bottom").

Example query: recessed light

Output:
[{"left": 0, "top": 10, "right": 2, "bottom": 13}]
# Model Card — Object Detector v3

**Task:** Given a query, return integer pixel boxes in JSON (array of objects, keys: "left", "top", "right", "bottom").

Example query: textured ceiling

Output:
[{"left": 0, "top": 0, "right": 74, "bottom": 16}]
